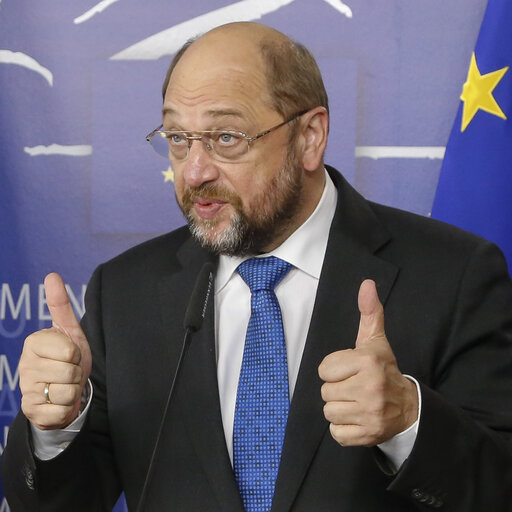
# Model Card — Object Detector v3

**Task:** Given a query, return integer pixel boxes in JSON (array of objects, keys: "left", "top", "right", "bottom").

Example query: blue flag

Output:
[{"left": 432, "top": 0, "right": 512, "bottom": 271}]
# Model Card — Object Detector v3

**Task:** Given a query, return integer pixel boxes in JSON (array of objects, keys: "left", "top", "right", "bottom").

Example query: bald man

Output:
[{"left": 3, "top": 23, "right": 512, "bottom": 512}]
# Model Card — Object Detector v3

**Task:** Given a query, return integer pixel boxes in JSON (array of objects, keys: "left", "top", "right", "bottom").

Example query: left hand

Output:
[{"left": 318, "top": 279, "right": 418, "bottom": 447}]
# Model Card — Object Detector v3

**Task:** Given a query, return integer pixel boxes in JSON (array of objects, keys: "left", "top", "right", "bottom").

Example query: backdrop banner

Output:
[{"left": 1, "top": 1, "right": 502, "bottom": 510}]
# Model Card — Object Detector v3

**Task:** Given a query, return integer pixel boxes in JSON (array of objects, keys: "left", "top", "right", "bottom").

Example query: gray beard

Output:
[
  {"left": 186, "top": 210, "right": 248, "bottom": 256},
  {"left": 184, "top": 161, "right": 303, "bottom": 257}
]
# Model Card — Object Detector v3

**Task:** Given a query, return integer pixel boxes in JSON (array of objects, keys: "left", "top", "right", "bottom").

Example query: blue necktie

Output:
[{"left": 233, "top": 256, "right": 292, "bottom": 512}]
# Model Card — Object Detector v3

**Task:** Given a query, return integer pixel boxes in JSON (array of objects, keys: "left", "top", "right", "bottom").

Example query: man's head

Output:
[{"left": 161, "top": 22, "right": 329, "bottom": 256}]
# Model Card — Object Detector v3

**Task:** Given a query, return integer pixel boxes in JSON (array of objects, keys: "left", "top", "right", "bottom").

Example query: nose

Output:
[{"left": 181, "top": 139, "right": 220, "bottom": 188}]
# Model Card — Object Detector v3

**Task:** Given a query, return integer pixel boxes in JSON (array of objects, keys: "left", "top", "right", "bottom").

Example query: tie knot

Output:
[{"left": 237, "top": 256, "right": 292, "bottom": 292}]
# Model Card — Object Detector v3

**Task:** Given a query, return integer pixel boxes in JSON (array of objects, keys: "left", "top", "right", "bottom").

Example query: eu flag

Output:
[{"left": 432, "top": 0, "right": 512, "bottom": 271}]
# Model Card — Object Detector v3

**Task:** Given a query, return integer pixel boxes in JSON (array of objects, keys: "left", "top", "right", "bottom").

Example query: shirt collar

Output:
[{"left": 215, "top": 169, "right": 338, "bottom": 293}]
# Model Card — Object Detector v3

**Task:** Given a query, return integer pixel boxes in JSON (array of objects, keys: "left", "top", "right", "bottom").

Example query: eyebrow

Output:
[
  {"left": 161, "top": 107, "right": 246, "bottom": 119},
  {"left": 206, "top": 109, "right": 245, "bottom": 119},
  {"left": 162, "top": 106, "right": 176, "bottom": 116}
]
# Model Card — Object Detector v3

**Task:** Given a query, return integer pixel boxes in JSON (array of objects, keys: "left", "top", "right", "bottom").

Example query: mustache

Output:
[{"left": 181, "top": 183, "right": 243, "bottom": 209}]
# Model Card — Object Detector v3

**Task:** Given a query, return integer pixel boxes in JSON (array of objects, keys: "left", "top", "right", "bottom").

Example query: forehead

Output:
[{"left": 163, "top": 37, "right": 277, "bottom": 126}]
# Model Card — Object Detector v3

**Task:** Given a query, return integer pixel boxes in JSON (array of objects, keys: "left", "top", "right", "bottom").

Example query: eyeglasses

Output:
[{"left": 145, "top": 109, "right": 308, "bottom": 162}]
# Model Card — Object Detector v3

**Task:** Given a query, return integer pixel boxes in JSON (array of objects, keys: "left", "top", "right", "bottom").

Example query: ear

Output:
[{"left": 299, "top": 107, "right": 329, "bottom": 172}]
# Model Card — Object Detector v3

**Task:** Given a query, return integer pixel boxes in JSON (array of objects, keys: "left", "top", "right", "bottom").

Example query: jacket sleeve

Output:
[
  {"left": 386, "top": 240, "right": 512, "bottom": 511},
  {"left": 1, "top": 264, "right": 122, "bottom": 512}
]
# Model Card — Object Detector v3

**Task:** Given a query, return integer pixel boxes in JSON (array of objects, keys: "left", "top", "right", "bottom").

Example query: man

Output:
[{"left": 3, "top": 22, "right": 512, "bottom": 511}]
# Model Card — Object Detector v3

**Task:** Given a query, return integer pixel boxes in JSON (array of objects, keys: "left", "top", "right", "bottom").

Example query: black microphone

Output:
[
  {"left": 183, "top": 262, "right": 215, "bottom": 332},
  {"left": 136, "top": 261, "right": 215, "bottom": 512}
]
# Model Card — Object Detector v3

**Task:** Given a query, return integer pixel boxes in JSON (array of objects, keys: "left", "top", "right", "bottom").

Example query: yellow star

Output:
[
  {"left": 460, "top": 52, "right": 509, "bottom": 132},
  {"left": 162, "top": 166, "right": 174, "bottom": 183}
]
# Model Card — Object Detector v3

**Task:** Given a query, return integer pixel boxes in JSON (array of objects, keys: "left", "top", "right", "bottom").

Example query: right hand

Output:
[{"left": 19, "top": 273, "right": 92, "bottom": 430}]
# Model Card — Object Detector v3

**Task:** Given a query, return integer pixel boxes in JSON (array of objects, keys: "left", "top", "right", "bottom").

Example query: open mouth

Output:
[{"left": 192, "top": 197, "right": 228, "bottom": 219}]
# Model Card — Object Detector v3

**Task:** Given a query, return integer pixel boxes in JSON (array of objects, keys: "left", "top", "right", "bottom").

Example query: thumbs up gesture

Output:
[
  {"left": 19, "top": 273, "right": 92, "bottom": 430},
  {"left": 318, "top": 280, "right": 418, "bottom": 447}
]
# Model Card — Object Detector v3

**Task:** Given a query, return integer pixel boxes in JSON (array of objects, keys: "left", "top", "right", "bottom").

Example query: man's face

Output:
[
  {"left": 180, "top": 140, "right": 304, "bottom": 256},
  {"left": 163, "top": 36, "right": 308, "bottom": 256}
]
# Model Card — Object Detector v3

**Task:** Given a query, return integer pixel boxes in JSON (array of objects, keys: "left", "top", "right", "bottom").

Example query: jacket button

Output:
[
  {"left": 411, "top": 488, "right": 424, "bottom": 500},
  {"left": 22, "top": 464, "right": 35, "bottom": 491},
  {"left": 412, "top": 489, "right": 444, "bottom": 508},
  {"left": 412, "top": 488, "right": 430, "bottom": 502}
]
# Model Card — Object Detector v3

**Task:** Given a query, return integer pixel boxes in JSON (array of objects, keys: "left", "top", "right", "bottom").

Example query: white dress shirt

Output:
[
  {"left": 32, "top": 169, "right": 420, "bottom": 472},
  {"left": 215, "top": 169, "right": 337, "bottom": 461}
]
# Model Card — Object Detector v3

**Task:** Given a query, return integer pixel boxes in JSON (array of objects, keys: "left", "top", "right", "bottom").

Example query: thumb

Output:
[
  {"left": 44, "top": 272, "right": 92, "bottom": 386},
  {"left": 356, "top": 279, "right": 385, "bottom": 348},
  {"left": 44, "top": 272, "right": 81, "bottom": 335}
]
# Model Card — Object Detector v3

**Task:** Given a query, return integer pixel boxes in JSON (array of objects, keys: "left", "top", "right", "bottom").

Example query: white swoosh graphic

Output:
[
  {"left": 321, "top": 0, "right": 352, "bottom": 18},
  {"left": 0, "top": 50, "right": 53, "bottom": 86},
  {"left": 110, "top": 0, "right": 295, "bottom": 60},
  {"left": 24, "top": 144, "right": 93, "bottom": 156},
  {"left": 355, "top": 146, "right": 446, "bottom": 160},
  {"left": 73, "top": 0, "right": 121, "bottom": 24}
]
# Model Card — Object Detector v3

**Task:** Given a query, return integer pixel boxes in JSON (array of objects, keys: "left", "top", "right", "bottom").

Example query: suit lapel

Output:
[
  {"left": 272, "top": 169, "right": 399, "bottom": 511},
  {"left": 180, "top": 294, "right": 245, "bottom": 510},
  {"left": 157, "top": 238, "right": 244, "bottom": 510}
]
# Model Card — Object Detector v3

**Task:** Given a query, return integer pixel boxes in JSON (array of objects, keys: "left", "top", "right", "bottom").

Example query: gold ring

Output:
[{"left": 44, "top": 383, "right": 52, "bottom": 404}]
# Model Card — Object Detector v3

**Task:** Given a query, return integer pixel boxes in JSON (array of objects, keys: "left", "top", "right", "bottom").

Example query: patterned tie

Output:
[{"left": 233, "top": 256, "right": 292, "bottom": 512}]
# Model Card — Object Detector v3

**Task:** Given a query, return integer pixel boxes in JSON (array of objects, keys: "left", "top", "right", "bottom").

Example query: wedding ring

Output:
[{"left": 44, "top": 383, "right": 52, "bottom": 404}]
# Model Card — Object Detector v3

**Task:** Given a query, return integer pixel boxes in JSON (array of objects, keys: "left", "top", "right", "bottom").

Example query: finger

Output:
[
  {"left": 24, "top": 330, "right": 81, "bottom": 364},
  {"left": 318, "top": 349, "right": 359, "bottom": 383},
  {"left": 22, "top": 400, "right": 79, "bottom": 430},
  {"left": 323, "top": 400, "right": 360, "bottom": 425},
  {"left": 356, "top": 279, "right": 385, "bottom": 348},
  {"left": 42, "top": 382, "right": 82, "bottom": 406},
  {"left": 20, "top": 382, "right": 82, "bottom": 406},
  {"left": 19, "top": 362, "right": 83, "bottom": 403},
  {"left": 30, "top": 359, "right": 82, "bottom": 386},
  {"left": 329, "top": 423, "right": 377, "bottom": 447},
  {"left": 44, "top": 273, "right": 82, "bottom": 335},
  {"left": 321, "top": 378, "right": 361, "bottom": 402}
]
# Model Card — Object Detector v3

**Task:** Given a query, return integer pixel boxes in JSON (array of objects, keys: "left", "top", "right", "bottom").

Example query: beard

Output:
[{"left": 177, "top": 145, "right": 304, "bottom": 257}]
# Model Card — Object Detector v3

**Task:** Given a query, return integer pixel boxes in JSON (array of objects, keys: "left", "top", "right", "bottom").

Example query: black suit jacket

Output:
[{"left": 3, "top": 167, "right": 512, "bottom": 511}]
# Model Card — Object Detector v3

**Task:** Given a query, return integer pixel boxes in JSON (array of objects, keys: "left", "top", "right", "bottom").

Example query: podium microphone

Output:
[{"left": 136, "top": 261, "right": 215, "bottom": 512}]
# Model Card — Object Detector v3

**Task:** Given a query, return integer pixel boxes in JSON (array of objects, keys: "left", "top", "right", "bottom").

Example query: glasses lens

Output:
[
  {"left": 149, "top": 130, "right": 172, "bottom": 158},
  {"left": 167, "top": 132, "right": 190, "bottom": 160},
  {"left": 208, "top": 132, "right": 248, "bottom": 161}
]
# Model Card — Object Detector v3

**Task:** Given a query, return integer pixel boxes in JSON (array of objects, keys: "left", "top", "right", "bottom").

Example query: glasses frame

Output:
[{"left": 145, "top": 109, "right": 309, "bottom": 161}]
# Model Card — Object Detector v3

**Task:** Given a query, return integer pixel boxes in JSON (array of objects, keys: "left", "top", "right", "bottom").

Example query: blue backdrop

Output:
[{"left": 1, "top": 1, "right": 503, "bottom": 510}]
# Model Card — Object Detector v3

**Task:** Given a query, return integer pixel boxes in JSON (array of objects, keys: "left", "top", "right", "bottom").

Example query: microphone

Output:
[
  {"left": 183, "top": 262, "right": 215, "bottom": 332},
  {"left": 136, "top": 261, "right": 215, "bottom": 512}
]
